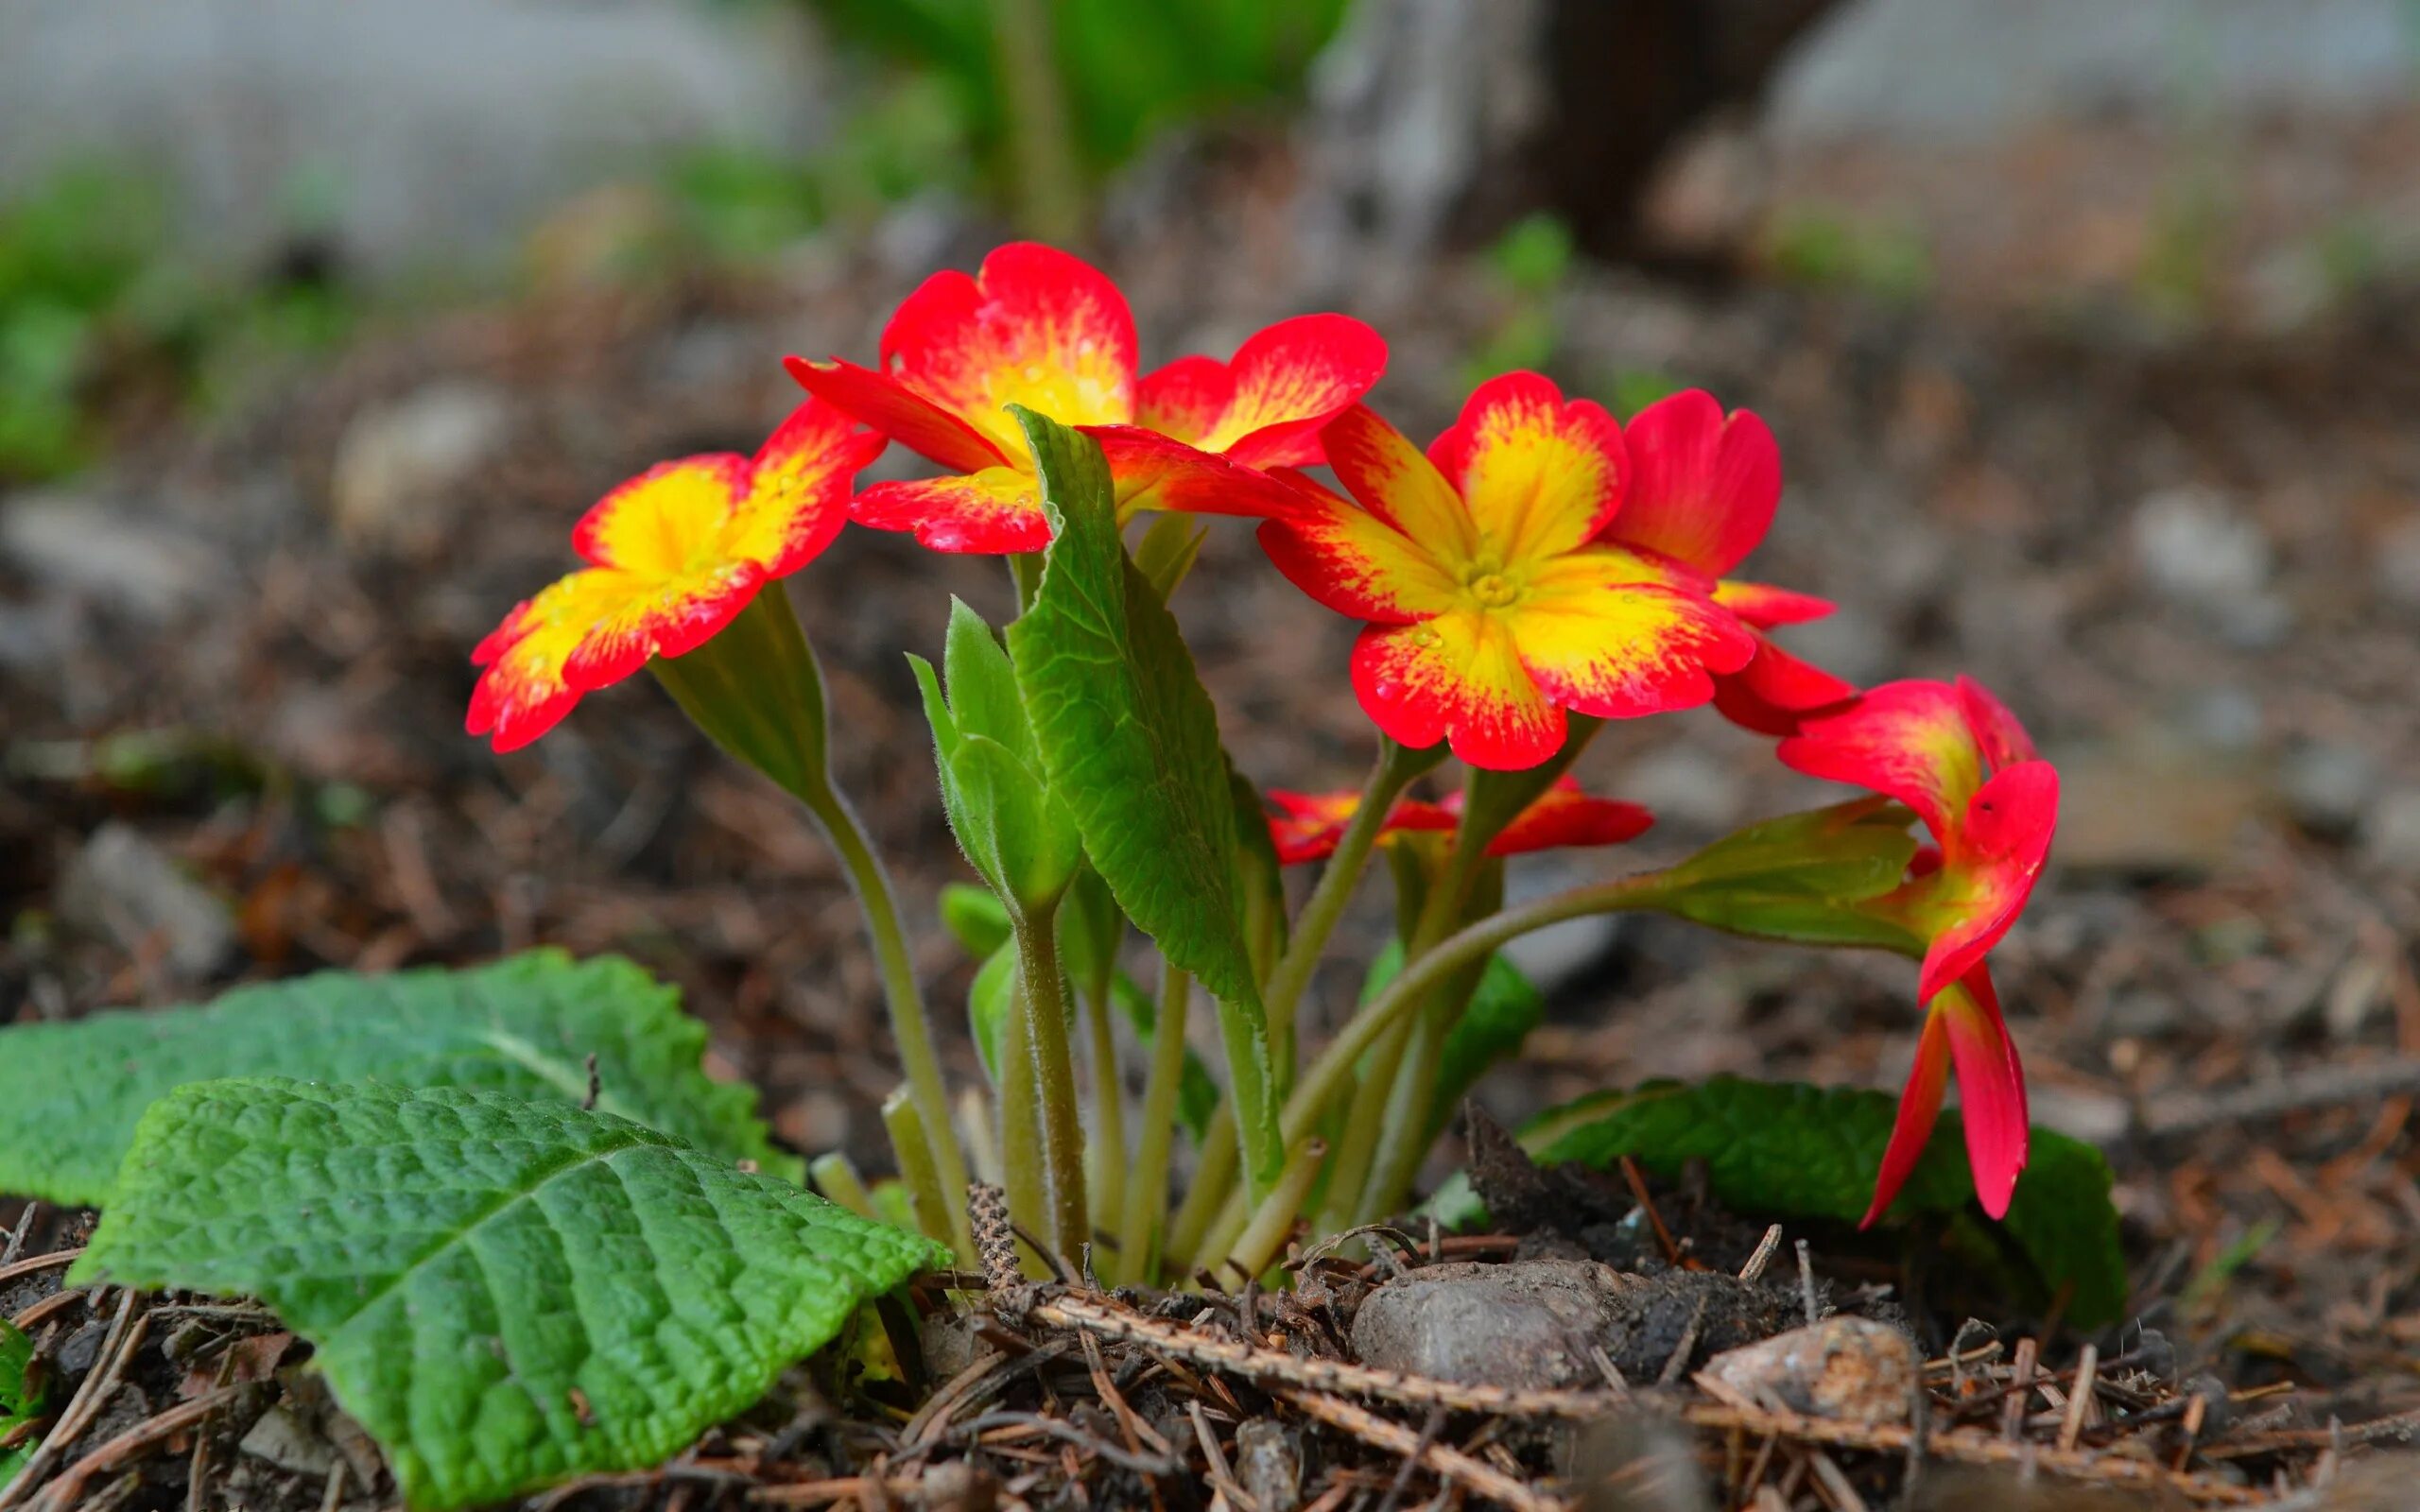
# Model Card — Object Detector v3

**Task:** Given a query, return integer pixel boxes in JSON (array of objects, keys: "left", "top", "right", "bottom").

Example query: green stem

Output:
[
  {"left": 1317, "top": 1012, "right": 1413, "bottom": 1233},
  {"left": 1166, "top": 1101, "right": 1236, "bottom": 1269},
  {"left": 1280, "top": 871, "right": 1673, "bottom": 1154},
  {"left": 653, "top": 592, "right": 972, "bottom": 1261},
  {"left": 1116, "top": 965, "right": 1190, "bottom": 1284},
  {"left": 1014, "top": 915, "right": 1089, "bottom": 1260},
  {"left": 1081, "top": 972, "right": 1125, "bottom": 1240},
  {"left": 1219, "top": 1136, "right": 1329, "bottom": 1285},
  {"left": 996, "top": 965, "right": 1048, "bottom": 1274},
  {"left": 808, "top": 1153, "right": 875, "bottom": 1218},
  {"left": 987, "top": 0, "right": 1087, "bottom": 244},
  {"left": 880, "top": 1090, "right": 947, "bottom": 1238},
  {"left": 1262, "top": 743, "right": 1426, "bottom": 1030}
]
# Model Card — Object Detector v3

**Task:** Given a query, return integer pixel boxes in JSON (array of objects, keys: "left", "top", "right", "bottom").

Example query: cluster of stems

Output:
[{"left": 687, "top": 587, "right": 1681, "bottom": 1283}]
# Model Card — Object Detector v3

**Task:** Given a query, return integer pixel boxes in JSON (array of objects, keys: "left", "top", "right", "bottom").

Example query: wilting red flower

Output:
[
  {"left": 1778, "top": 676, "right": 2060, "bottom": 1223},
  {"left": 1270, "top": 777, "right": 1652, "bottom": 866},
  {"left": 784, "top": 242, "right": 1385, "bottom": 554},
  {"left": 1601, "top": 390, "right": 1856, "bottom": 736},
  {"left": 467, "top": 401, "right": 881, "bottom": 752},
  {"left": 1259, "top": 372, "right": 1756, "bottom": 771}
]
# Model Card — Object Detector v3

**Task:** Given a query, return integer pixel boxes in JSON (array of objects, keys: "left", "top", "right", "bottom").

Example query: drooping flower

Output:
[
  {"left": 1778, "top": 676, "right": 2060, "bottom": 1223},
  {"left": 1258, "top": 371, "right": 1756, "bottom": 771},
  {"left": 468, "top": 401, "right": 883, "bottom": 751},
  {"left": 1601, "top": 390, "right": 1857, "bottom": 737},
  {"left": 784, "top": 242, "right": 1386, "bottom": 554},
  {"left": 1270, "top": 777, "right": 1652, "bottom": 866}
]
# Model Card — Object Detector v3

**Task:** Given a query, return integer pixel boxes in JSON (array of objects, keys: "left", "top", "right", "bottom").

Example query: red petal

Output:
[
  {"left": 1267, "top": 788, "right": 1454, "bottom": 866},
  {"left": 1778, "top": 679, "right": 1986, "bottom": 843},
  {"left": 1941, "top": 965, "right": 2029, "bottom": 1219},
  {"left": 573, "top": 455, "right": 750, "bottom": 572},
  {"left": 1426, "top": 370, "right": 1628, "bottom": 562},
  {"left": 851, "top": 470, "right": 1050, "bottom": 555},
  {"left": 1350, "top": 613, "right": 1565, "bottom": 771},
  {"left": 783, "top": 354, "right": 1005, "bottom": 474},
  {"left": 1507, "top": 558, "right": 1756, "bottom": 721},
  {"left": 1608, "top": 389, "right": 1780, "bottom": 577},
  {"left": 1959, "top": 674, "right": 2039, "bottom": 767},
  {"left": 1253, "top": 490, "right": 1461, "bottom": 626},
  {"left": 1912, "top": 760, "right": 2059, "bottom": 1003},
  {"left": 1710, "top": 633, "right": 1858, "bottom": 737},
  {"left": 1860, "top": 1005, "right": 1952, "bottom": 1228},
  {"left": 1449, "top": 776, "right": 1655, "bottom": 856},
  {"left": 1322, "top": 404, "right": 1478, "bottom": 557},
  {"left": 1139, "top": 313, "right": 1387, "bottom": 468},
  {"left": 879, "top": 242, "right": 1137, "bottom": 453},
  {"left": 1712, "top": 578, "right": 1833, "bottom": 628},
  {"left": 1087, "top": 425, "right": 1318, "bottom": 520}
]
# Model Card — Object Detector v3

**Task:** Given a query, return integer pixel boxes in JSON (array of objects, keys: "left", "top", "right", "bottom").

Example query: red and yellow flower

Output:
[
  {"left": 1270, "top": 777, "right": 1652, "bottom": 866},
  {"left": 784, "top": 242, "right": 1386, "bottom": 554},
  {"left": 1778, "top": 676, "right": 2060, "bottom": 1223},
  {"left": 1598, "top": 389, "right": 1856, "bottom": 737},
  {"left": 1258, "top": 372, "right": 1757, "bottom": 771},
  {"left": 467, "top": 400, "right": 882, "bottom": 752}
]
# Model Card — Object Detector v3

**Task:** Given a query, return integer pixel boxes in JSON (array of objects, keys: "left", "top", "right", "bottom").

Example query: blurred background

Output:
[{"left": 3, "top": 0, "right": 2416, "bottom": 1399}]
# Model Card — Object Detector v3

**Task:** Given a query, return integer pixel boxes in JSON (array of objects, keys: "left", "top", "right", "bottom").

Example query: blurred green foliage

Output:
[
  {"left": 1762, "top": 207, "right": 1932, "bottom": 304},
  {"left": 804, "top": 0, "right": 1354, "bottom": 224},
  {"left": 1463, "top": 214, "right": 1576, "bottom": 387},
  {"left": 0, "top": 164, "right": 354, "bottom": 484}
]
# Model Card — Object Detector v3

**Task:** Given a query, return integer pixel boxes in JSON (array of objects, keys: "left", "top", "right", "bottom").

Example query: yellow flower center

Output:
[{"left": 1467, "top": 572, "right": 1519, "bottom": 609}]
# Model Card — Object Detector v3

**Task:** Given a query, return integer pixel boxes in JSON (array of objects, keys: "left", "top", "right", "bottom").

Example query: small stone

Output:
[
  {"left": 2375, "top": 516, "right": 2420, "bottom": 614},
  {"left": 330, "top": 382, "right": 511, "bottom": 557},
  {"left": 58, "top": 822, "right": 235, "bottom": 980},
  {"left": 1351, "top": 1259, "right": 1624, "bottom": 1390},
  {"left": 2276, "top": 741, "right": 2379, "bottom": 840},
  {"left": 0, "top": 491, "right": 225, "bottom": 620},
  {"left": 2132, "top": 486, "right": 2290, "bottom": 646},
  {"left": 1702, "top": 1315, "right": 1918, "bottom": 1424},
  {"left": 239, "top": 1402, "right": 342, "bottom": 1477},
  {"left": 1234, "top": 1420, "right": 1304, "bottom": 1512},
  {"left": 2361, "top": 790, "right": 2420, "bottom": 878}
]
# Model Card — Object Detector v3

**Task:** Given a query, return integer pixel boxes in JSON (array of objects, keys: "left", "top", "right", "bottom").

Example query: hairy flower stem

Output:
[
  {"left": 995, "top": 969, "right": 1048, "bottom": 1272},
  {"left": 1261, "top": 742, "right": 1429, "bottom": 1037},
  {"left": 1116, "top": 965, "right": 1191, "bottom": 1283},
  {"left": 1166, "top": 1102, "right": 1236, "bottom": 1267},
  {"left": 807, "top": 1153, "right": 875, "bottom": 1218},
  {"left": 652, "top": 591, "right": 973, "bottom": 1261},
  {"left": 1221, "top": 1136, "right": 1330, "bottom": 1284},
  {"left": 1014, "top": 916, "right": 1090, "bottom": 1260},
  {"left": 880, "top": 1090, "right": 947, "bottom": 1238},
  {"left": 1081, "top": 974, "right": 1126, "bottom": 1240},
  {"left": 1282, "top": 870, "right": 1674, "bottom": 1158}
]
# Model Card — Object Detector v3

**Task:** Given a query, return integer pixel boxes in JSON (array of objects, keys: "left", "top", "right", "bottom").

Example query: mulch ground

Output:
[{"left": 4, "top": 110, "right": 2419, "bottom": 1507}]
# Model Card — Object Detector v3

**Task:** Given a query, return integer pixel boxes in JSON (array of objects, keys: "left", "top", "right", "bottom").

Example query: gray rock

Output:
[
  {"left": 238, "top": 1402, "right": 341, "bottom": 1478},
  {"left": 2361, "top": 789, "right": 2420, "bottom": 878},
  {"left": 1702, "top": 1315, "right": 1918, "bottom": 1423},
  {"left": 1351, "top": 1259, "right": 1624, "bottom": 1390},
  {"left": 0, "top": 492, "right": 226, "bottom": 620},
  {"left": 2276, "top": 741, "right": 2380, "bottom": 840},
  {"left": 1234, "top": 1420, "right": 1304, "bottom": 1512},
  {"left": 58, "top": 822, "right": 235, "bottom": 980},
  {"left": 2131, "top": 486, "right": 2290, "bottom": 646},
  {"left": 330, "top": 383, "right": 512, "bottom": 557}
]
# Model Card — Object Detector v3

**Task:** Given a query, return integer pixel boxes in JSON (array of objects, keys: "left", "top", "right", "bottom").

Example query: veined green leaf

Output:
[
  {"left": 1003, "top": 406, "right": 1278, "bottom": 1184},
  {"left": 1650, "top": 799, "right": 1925, "bottom": 953},
  {"left": 0, "top": 951, "right": 794, "bottom": 1203},
  {"left": 75, "top": 1080, "right": 944, "bottom": 1511}
]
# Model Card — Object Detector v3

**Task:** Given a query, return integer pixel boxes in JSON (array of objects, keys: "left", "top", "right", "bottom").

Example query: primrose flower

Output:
[
  {"left": 1599, "top": 390, "right": 1857, "bottom": 737},
  {"left": 1270, "top": 777, "right": 1651, "bottom": 866},
  {"left": 468, "top": 400, "right": 883, "bottom": 752},
  {"left": 784, "top": 242, "right": 1386, "bottom": 554},
  {"left": 1259, "top": 371, "right": 1756, "bottom": 771},
  {"left": 1778, "top": 676, "right": 2060, "bottom": 1223}
]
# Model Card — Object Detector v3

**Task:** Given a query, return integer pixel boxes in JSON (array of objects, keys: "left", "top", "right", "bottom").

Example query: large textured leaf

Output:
[
  {"left": 1002, "top": 405, "right": 1278, "bottom": 1182},
  {"left": 1520, "top": 1078, "right": 2127, "bottom": 1327},
  {"left": 0, "top": 951, "right": 793, "bottom": 1203},
  {"left": 0, "top": 1319, "right": 41, "bottom": 1489},
  {"left": 74, "top": 1079, "right": 945, "bottom": 1511}
]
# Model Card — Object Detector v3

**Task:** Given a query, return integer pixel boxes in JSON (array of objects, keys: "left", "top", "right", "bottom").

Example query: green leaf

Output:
[
  {"left": 1132, "top": 512, "right": 1208, "bottom": 601},
  {"left": 1003, "top": 405, "right": 1278, "bottom": 1185},
  {"left": 940, "top": 883, "right": 1013, "bottom": 958},
  {"left": 942, "top": 596, "right": 1037, "bottom": 768},
  {"left": 1514, "top": 1077, "right": 2127, "bottom": 1328},
  {"left": 0, "top": 1319, "right": 43, "bottom": 1490},
  {"left": 74, "top": 1079, "right": 944, "bottom": 1512},
  {"left": 966, "top": 938, "right": 1018, "bottom": 1081},
  {"left": 1650, "top": 799, "right": 1925, "bottom": 953},
  {"left": 0, "top": 951, "right": 794, "bottom": 1204},
  {"left": 911, "top": 635, "right": 1080, "bottom": 918},
  {"left": 1358, "top": 940, "right": 1544, "bottom": 1144}
]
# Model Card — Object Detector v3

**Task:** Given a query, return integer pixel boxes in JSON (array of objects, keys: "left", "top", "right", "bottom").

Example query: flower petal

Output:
[
  {"left": 718, "top": 401, "right": 888, "bottom": 578},
  {"left": 1941, "top": 965, "right": 2029, "bottom": 1219},
  {"left": 782, "top": 354, "right": 1005, "bottom": 474},
  {"left": 1138, "top": 313, "right": 1388, "bottom": 468},
  {"left": 1710, "top": 633, "right": 1858, "bottom": 737},
  {"left": 1609, "top": 389, "right": 1780, "bottom": 577},
  {"left": 572, "top": 455, "right": 750, "bottom": 574},
  {"left": 1426, "top": 371, "right": 1627, "bottom": 564},
  {"left": 879, "top": 242, "right": 1137, "bottom": 455},
  {"left": 1959, "top": 674, "right": 2039, "bottom": 768},
  {"left": 1508, "top": 557, "right": 1757, "bottom": 721},
  {"left": 1350, "top": 612, "right": 1564, "bottom": 770},
  {"left": 1466, "top": 776, "right": 1654, "bottom": 856},
  {"left": 1267, "top": 788, "right": 1454, "bottom": 866},
  {"left": 1254, "top": 480, "right": 1462, "bottom": 625},
  {"left": 1860, "top": 1003, "right": 1951, "bottom": 1228},
  {"left": 851, "top": 468, "right": 1050, "bottom": 555},
  {"left": 1910, "top": 760, "right": 2059, "bottom": 1003},
  {"left": 1712, "top": 578, "right": 1833, "bottom": 628},
  {"left": 1777, "top": 679, "right": 1987, "bottom": 843},
  {"left": 1088, "top": 425, "right": 1319, "bottom": 520},
  {"left": 1322, "top": 403, "right": 1478, "bottom": 559},
  {"left": 558, "top": 563, "right": 766, "bottom": 690}
]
